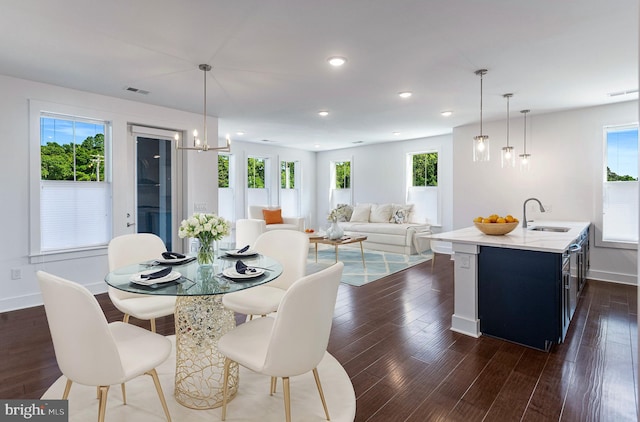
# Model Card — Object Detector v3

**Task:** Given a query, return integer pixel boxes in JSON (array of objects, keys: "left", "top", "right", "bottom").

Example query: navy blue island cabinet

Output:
[{"left": 478, "top": 246, "right": 569, "bottom": 351}]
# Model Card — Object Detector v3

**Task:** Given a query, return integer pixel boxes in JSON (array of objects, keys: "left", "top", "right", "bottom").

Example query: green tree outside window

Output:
[
  {"left": 248, "top": 157, "right": 266, "bottom": 188},
  {"left": 335, "top": 161, "right": 351, "bottom": 189},
  {"left": 218, "top": 155, "right": 230, "bottom": 187},
  {"left": 281, "top": 161, "right": 295, "bottom": 189},
  {"left": 412, "top": 152, "right": 438, "bottom": 187}
]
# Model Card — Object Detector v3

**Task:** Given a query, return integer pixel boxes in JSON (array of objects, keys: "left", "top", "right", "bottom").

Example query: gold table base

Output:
[{"left": 174, "top": 295, "right": 238, "bottom": 409}]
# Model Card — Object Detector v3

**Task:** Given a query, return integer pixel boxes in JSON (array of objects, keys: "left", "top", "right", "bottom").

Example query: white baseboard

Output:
[
  {"left": 0, "top": 281, "right": 108, "bottom": 313},
  {"left": 588, "top": 269, "right": 638, "bottom": 285}
]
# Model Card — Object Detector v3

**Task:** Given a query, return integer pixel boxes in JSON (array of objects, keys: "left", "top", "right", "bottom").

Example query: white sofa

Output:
[{"left": 333, "top": 203, "right": 431, "bottom": 255}]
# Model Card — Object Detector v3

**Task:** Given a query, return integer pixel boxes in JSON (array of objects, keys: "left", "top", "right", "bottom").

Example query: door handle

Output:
[{"left": 127, "top": 222, "right": 136, "bottom": 227}]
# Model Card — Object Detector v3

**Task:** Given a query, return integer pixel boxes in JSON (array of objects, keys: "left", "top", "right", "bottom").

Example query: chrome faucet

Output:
[{"left": 522, "top": 198, "right": 545, "bottom": 228}]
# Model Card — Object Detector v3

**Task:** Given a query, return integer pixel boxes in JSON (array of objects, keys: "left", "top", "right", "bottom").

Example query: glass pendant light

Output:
[
  {"left": 501, "top": 93, "right": 516, "bottom": 168},
  {"left": 519, "top": 109, "right": 531, "bottom": 171},
  {"left": 473, "top": 69, "right": 490, "bottom": 162}
]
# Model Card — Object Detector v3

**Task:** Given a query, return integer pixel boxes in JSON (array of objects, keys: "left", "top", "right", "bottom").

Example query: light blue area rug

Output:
[{"left": 308, "top": 246, "right": 432, "bottom": 287}]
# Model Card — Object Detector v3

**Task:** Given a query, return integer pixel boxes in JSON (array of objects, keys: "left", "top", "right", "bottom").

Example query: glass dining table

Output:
[{"left": 104, "top": 253, "right": 283, "bottom": 410}]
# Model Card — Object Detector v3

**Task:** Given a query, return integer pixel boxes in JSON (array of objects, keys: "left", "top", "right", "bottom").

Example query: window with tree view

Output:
[
  {"left": 39, "top": 114, "right": 111, "bottom": 251},
  {"left": 412, "top": 152, "right": 438, "bottom": 186},
  {"left": 281, "top": 161, "right": 295, "bottom": 189},
  {"left": 247, "top": 157, "right": 266, "bottom": 188},
  {"left": 602, "top": 124, "right": 638, "bottom": 244},
  {"left": 218, "top": 154, "right": 229, "bottom": 188},
  {"left": 334, "top": 161, "right": 351, "bottom": 189}
]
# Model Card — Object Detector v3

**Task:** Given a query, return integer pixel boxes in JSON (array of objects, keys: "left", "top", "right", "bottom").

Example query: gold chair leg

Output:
[
  {"left": 150, "top": 318, "right": 157, "bottom": 333},
  {"left": 431, "top": 252, "right": 436, "bottom": 269},
  {"left": 62, "top": 379, "right": 72, "bottom": 399},
  {"left": 97, "top": 385, "right": 109, "bottom": 422},
  {"left": 313, "top": 368, "right": 330, "bottom": 420},
  {"left": 270, "top": 377, "right": 277, "bottom": 395},
  {"left": 221, "top": 358, "right": 232, "bottom": 421},
  {"left": 283, "top": 377, "right": 291, "bottom": 422},
  {"left": 146, "top": 369, "right": 171, "bottom": 422},
  {"left": 121, "top": 383, "right": 127, "bottom": 404},
  {"left": 96, "top": 386, "right": 100, "bottom": 399},
  {"left": 123, "top": 314, "right": 130, "bottom": 324}
]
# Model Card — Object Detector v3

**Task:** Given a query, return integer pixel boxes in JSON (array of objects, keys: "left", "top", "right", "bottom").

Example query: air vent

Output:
[
  {"left": 124, "top": 87, "right": 150, "bottom": 95},
  {"left": 608, "top": 89, "right": 638, "bottom": 97},
  {"left": 352, "top": 141, "right": 364, "bottom": 144}
]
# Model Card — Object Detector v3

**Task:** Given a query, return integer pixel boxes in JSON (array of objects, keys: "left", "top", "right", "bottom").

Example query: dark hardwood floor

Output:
[{"left": 1, "top": 258, "right": 637, "bottom": 421}]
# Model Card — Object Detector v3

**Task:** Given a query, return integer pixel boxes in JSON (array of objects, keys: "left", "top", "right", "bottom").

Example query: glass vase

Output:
[
  {"left": 197, "top": 239, "right": 216, "bottom": 267},
  {"left": 326, "top": 221, "right": 344, "bottom": 240}
]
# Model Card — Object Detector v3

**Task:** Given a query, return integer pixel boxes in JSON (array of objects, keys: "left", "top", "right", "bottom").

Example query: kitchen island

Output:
[{"left": 430, "top": 220, "right": 590, "bottom": 351}]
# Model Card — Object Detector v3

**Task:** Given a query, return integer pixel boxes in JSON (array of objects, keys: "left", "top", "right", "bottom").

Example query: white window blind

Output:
[
  {"left": 407, "top": 186, "right": 438, "bottom": 225},
  {"left": 603, "top": 181, "right": 638, "bottom": 243},
  {"left": 40, "top": 180, "right": 111, "bottom": 250}
]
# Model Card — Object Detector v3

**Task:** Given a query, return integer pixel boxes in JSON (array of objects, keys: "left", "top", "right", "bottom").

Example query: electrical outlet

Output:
[
  {"left": 194, "top": 202, "right": 207, "bottom": 212},
  {"left": 458, "top": 255, "right": 470, "bottom": 269},
  {"left": 10, "top": 268, "right": 21, "bottom": 280}
]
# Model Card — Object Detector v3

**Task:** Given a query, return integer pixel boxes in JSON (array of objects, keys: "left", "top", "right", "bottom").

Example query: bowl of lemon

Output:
[{"left": 473, "top": 214, "right": 519, "bottom": 235}]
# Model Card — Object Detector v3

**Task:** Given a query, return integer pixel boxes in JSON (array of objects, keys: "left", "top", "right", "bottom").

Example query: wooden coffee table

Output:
[{"left": 309, "top": 234, "right": 368, "bottom": 268}]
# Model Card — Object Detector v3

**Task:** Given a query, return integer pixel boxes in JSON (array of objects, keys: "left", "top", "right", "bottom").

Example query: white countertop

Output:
[{"left": 429, "top": 220, "right": 590, "bottom": 253}]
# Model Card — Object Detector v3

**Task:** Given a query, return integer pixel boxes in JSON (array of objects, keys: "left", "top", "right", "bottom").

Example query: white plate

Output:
[
  {"left": 225, "top": 249, "right": 259, "bottom": 257},
  {"left": 129, "top": 270, "right": 182, "bottom": 286},
  {"left": 222, "top": 267, "right": 265, "bottom": 279},
  {"left": 154, "top": 256, "right": 194, "bottom": 265}
]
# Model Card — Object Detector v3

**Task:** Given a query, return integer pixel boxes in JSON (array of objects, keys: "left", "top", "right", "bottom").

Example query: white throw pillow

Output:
[
  {"left": 350, "top": 203, "right": 372, "bottom": 222},
  {"left": 370, "top": 203, "right": 393, "bottom": 223}
]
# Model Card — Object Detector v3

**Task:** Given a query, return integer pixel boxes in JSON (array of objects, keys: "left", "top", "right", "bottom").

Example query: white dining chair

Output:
[
  {"left": 222, "top": 230, "right": 309, "bottom": 318},
  {"left": 37, "top": 271, "right": 172, "bottom": 422},
  {"left": 107, "top": 233, "right": 176, "bottom": 332},
  {"left": 218, "top": 262, "right": 344, "bottom": 422}
]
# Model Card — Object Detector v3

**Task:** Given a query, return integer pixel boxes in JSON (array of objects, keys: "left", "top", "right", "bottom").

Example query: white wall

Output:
[
  {"left": 0, "top": 74, "right": 220, "bottom": 312},
  {"left": 314, "top": 134, "right": 454, "bottom": 233},
  {"left": 453, "top": 100, "right": 638, "bottom": 285}
]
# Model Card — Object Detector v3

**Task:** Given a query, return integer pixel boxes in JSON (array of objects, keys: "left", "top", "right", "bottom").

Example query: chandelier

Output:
[{"left": 175, "top": 64, "right": 231, "bottom": 152}]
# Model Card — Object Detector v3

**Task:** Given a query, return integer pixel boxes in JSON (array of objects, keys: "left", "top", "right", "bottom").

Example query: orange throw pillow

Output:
[{"left": 262, "top": 208, "right": 283, "bottom": 225}]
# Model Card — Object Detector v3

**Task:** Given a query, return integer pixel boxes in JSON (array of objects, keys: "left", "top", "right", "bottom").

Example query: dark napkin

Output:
[
  {"left": 141, "top": 267, "right": 172, "bottom": 279},
  {"left": 162, "top": 251, "right": 186, "bottom": 260},
  {"left": 235, "top": 260, "right": 257, "bottom": 274},
  {"left": 237, "top": 245, "right": 250, "bottom": 254}
]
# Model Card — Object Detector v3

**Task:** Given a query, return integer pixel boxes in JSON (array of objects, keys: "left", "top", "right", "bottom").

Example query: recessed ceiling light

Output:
[
  {"left": 314, "top": 144, "right": 321, "bottom": 148},
  {"left": 398, "top": 91, "right": 412, "bottom": 98},
  {"left": 441, "top": 111, "right": 453, "bottom": 117},
  {"left": 318, "top": 110, "right": 329, "bottom": 117},
  {"left": 392, "top": 132, "right": 401, "bottom": 136},
  {"left": 236, "top": 131, "right": 245, "bottom": 135},
  {"left": 327, "top": 56, "right": 347, "bottom": 67}
]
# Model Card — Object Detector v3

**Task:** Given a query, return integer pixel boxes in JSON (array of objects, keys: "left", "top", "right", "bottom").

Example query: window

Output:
[
  {"left": 412, "top": 152, "right": 438, "bottom": 187},
  {"left": 407, "top": 151, "right": 440, "bottom": 225},
  {"left": 281, "top": 161, "right": 295, "bottom": 189},
  {"left": 39, "top": 113, "right": 112, "bottom": 251},
  {"left": 218, "top": 154, "right": 230, "bottom": 188},
  {"left": 247, "top": 157, "right": 266, "bottom": 188},
  {"left": 330, "top": 160, "right": 352, "bottom": 208},
  {"left": 334, "top": 161, "right": 351, "bottom": 189},
  {"left": 247, "top": 156, "right": 271, "bottom": 207},
  {"left": 602, "top": 124, "right": 638, "bottom": 245}
]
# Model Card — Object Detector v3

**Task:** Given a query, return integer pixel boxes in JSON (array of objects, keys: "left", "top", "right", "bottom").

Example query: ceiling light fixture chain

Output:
[
  {"left": 473, "top": 69, "right": 490, "bottom": 162},
  {"left": 175, "top": 63, "right": 231, "bottom": 152}
]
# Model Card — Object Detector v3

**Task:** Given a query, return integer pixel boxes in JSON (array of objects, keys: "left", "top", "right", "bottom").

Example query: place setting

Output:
[
  {"left": 152, "top": 251, "right": 197, "bottom": 265},
  {"left": 221, "top": 259, "right": 267, "bottom": 281},
  {"left": 222, "top": 244, "right": 259, "bottom": 258}
]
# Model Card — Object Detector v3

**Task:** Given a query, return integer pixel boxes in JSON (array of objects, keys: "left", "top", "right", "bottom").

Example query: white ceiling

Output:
[{"left": 0, "top": 0, "right": 637, "bottom": 150}]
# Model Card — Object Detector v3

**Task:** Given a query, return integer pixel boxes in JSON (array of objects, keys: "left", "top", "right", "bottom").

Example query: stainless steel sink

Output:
[{"left": 528, "top": 226, "right": 570, "bottom": 232}]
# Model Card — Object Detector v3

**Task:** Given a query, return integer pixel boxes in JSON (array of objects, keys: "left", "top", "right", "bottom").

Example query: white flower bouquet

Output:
[{"left": 178, "top": 213, "right": 230, "bottom": 265}]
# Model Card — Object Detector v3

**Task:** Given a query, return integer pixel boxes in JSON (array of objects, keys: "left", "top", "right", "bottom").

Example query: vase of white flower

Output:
[{"left": 178, "top": 212, "right": 230, "bottom": 267}]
